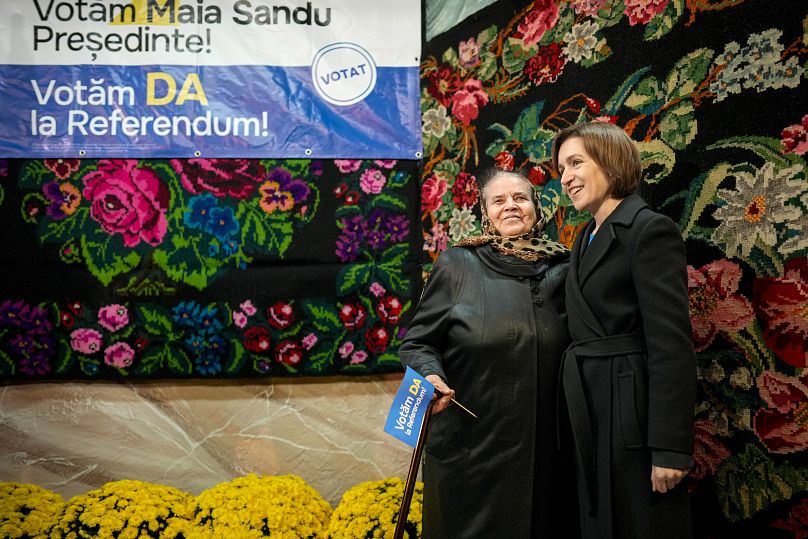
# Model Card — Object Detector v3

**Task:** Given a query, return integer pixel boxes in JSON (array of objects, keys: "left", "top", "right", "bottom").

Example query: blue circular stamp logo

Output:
[{"left": 311, "top": 42, "right": 377, "bottom": 106}]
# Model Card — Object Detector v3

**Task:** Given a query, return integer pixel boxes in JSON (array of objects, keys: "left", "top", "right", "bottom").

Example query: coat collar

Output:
[{"left": 576, "top": 194, "right": 648, "bottom": 287}]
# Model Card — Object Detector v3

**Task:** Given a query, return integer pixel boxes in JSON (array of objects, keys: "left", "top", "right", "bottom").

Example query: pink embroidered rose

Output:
[
  {"left": 334, "top": 160, "right": 362, "bottom": 173},
  {"left": 516, "top": 0, "right": 560, "bottom": 47},
  {"left": 781, "top": 114, "right": 808, "bottom": 155},
  {"left": 82, "top": 160, "right": 169, "bottom": 247},
  {"left": 689, "top": 419, "right": 731, "bottom": 484},
  {"left": 624, "top": 0, "right": 671, "bottom": 26},
  {"left": 239, "top": 300, "right": 257, "bottom": 316},
  {"left": 359, "top": 168, "right": 387, "bottom": 194},
  {"left": 753, "top": 370, "right": 808, "bottom": 454},
  {"left": 369, "top": 282, "right": 386, "bottom": 298},
  {"left": 104, "top": 342, "right": 135, "bottom": 368},
  {"left": 350, "top": 350, "right": 368, "bottom": 364},
  {"left": 374, "top": 160, "right": 397, "bottom": 169},
  {"left": 170, "top": 159, "right": 265, "bottom": 199},
  {"left": 301, "top": 333, "right": 318, "bottom": 350},
  {"left": 98, "top": 304, "right": 129, "bottom": 332},
  {"left": 70, "top": 328, "right": 103, "bottom": 355},
  {"left": 339, "top": 341, "right": 356, "bottom": 358},
  {"left": 687, "top": 260, "right": 754, "bottom": 351},
  {"left": 233, "top": 311, "right": 248, "bottom": 328},
  {"left": 451, "top": 79, "right": 489, "bottom": 126},
  {"left": 421, "top": 173, "right": 449, "bottom": 212}
]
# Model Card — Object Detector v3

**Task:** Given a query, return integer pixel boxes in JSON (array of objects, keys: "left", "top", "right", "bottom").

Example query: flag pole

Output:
[{"left": 394, "top": 398, "right": 436, "bottom": 539}]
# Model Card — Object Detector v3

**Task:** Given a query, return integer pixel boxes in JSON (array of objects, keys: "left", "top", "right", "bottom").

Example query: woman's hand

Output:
[
  {"left": 426, "top": 374, "right": 455, "bottom": 414},
  {"left": 651, "top": 465, "right": 688, "bottom": 493}
]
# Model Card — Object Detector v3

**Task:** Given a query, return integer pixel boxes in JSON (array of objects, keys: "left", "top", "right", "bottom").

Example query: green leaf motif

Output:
[
  {"left": 660, "top": 100, "right": 697, "bottom": 150},
  {"left": 337, "top": 262, "right": 372, "bottom": 295},
  {"left": 625, "top": 76, "right": 665, "bottom": 114},
  {"left": 166, "top": 345, "right": 193, "bottom": 375},
  {"left": 227, "top": 341, "right": 245, "bottom": 374},
  {"left": 0, "top": 348, "right": 15, "bottom": 376},
  {"left": 139, "top": 306, "right": 175, "bottom": 337},
  {"left": 643, "top": 0, "right": 684, "bottom": 41},
  {"left": 303, "top": 301, "right": 344, "bottom": 333},
  {"left": 477, "top": 25, "right": 498, "bottom": 49},
  {"left": 434, "top": 159, "right": 461, "bottom": 177},
  {"left": 637, "top": 139, "right": 676, "bottom": 184},
  {"left": 502, "top": 38, "right": 527, "bottom": 74},
  {"left": 441, "top": 47, "right": 459, "bottom": 68},
  {"left": 377, "top": 353, "right": 402, "bottom": 366},
  {"left": 372, "top": 194, "right": 408, "bottom": 212},
  {"left": 264, "top": 217, "right": 294, "bottom": 256},
  {"left": 681, "top": 163, "right": 732, "bottom": 238},
  {"left": 477, "top": 53, "right": 498, "bottom": 81},
  {"left": 604, "top": 66, "right": 653, "bottom": 115},
  {"left": 717, "top": 444, "right": 806, "bottom": 521},
  {"left": 708, "top": 136, "right": 804, "bottom": 169},
  {"left": 81, "top": 235, "right": 141, "bottom": 287},
  {"left": 378, "top": 244, "right": 411, "bottom": 295},
  {"left": 665, "top": 48, "right": 715, "bottom": 100}
]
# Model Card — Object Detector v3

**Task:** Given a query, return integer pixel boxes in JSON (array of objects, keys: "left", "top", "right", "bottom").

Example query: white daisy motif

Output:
[
  {"left": 563, "top": 21, "right": 599, "bottom": 63},
  {"left": 447, "top": 207, "right": 478, "bottom": 242},
  {"left": 422, "top": 106, "right": 452, "bottom": 139}
]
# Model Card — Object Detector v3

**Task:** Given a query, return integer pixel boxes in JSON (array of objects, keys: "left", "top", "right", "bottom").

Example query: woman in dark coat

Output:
[
  {"left": 399, "top": 169, "right": 576, "bottom": 538},
  {"left": 552, "top": 121, "right": 696, "bottom": 539}
]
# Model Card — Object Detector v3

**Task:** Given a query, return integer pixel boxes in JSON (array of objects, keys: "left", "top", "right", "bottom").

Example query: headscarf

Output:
[{"left": 454, "top": 181, "right": 569, "bottom": 262}]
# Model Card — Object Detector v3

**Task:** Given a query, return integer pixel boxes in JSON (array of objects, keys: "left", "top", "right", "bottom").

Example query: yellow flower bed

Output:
[
  {"left": 327, "top": 477, "right": 422, "bottom": 539},
  {"left": 186, "top": 474, "right": 332, "bottom": 538},
  {"left": 0, "top": 482, "right": 64, "bottom": 539},
  {"left": 49, "top": 479, "right": 195, "bottom": 538}
]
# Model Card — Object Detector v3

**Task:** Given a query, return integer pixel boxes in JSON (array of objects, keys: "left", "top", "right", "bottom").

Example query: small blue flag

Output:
[{"left": 384, "top": 366, "right": 436, "bottom": 448}]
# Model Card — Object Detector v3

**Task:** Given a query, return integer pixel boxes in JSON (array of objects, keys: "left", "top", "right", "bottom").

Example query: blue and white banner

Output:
[
  {"left": 384, "top": 366, "right": 435, "bottom": 448},
  {"left": 0, "top": 0, "right": 422, "bottom": 158}
]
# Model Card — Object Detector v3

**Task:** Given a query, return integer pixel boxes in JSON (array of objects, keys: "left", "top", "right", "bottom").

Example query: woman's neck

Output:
[{"left": 591, "top": 197, "right": 624, "bottom": 233}]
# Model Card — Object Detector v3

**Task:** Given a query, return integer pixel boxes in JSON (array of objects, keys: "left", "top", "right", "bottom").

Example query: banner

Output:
[
  {"left": 384, "top": 366, "right": 435, "bottom": 448},
  {"left": 0, "top": 0, "right": 422, "bottom": 158}
]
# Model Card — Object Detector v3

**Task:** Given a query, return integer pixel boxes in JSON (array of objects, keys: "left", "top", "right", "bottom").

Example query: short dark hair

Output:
[{"left": 551, "top": 121, "right": 642, "bottom": 198}]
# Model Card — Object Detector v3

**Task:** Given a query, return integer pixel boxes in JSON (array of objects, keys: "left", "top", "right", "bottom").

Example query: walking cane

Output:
[{"left": 393, "top": 398, "right": 436, "bottom": 539}]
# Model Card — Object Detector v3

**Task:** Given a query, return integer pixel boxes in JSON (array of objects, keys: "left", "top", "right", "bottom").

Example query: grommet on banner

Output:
[
  {"left": 78, "top": 150, "right": 86, "bottom": 156},
  {"left": 414, "top": 151, "right": 422, "bottom": 158},
  {"left": 194, "top": 151, "right": 201, "bottom": 157},
  {"left": 305, "top": 148, "right": 312, "bottom": 156}
]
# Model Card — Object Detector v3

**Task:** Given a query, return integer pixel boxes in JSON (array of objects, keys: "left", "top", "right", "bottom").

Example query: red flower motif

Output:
[
  {"left": 494, "top": 151, "right": 515, "bottom": 172},
  {"left": 772, "top": 498, "right": 808, "bottom": 537},
  {"left": 753, "top": 370, "right": 808, "bottom": 454},
  {"left": 66, "top": 301, "right": 83, "bottom": 316},
  {"left": 364, "top": 324, "right": 390, "bottom": 354},
  {"left": 133, "top": 336, "right": 149, "bottom": 352},
  {"left": 753, "top": 257, "right": 808, "bottom": 368},
  {"left": 584, "top": 97, "right": 601, "bottom": 115},
  {"left": 344, "top": 191, "right": 360, "bottom": 205},
  {"left": 527, "top": 166, "right": 547, "bottom": 186},
  {"left": 689, "top": 419, "right": 731, "bottom": 485},
  {"left": 334, "top": 182, "right": 348, "bottom": 198},
  {"left": 44, "top": 158, "right": 80, "bottom": 180},
  {"left": 781, "top": 114, "right": 808, "bottom": 155},
  {"left": 170, "top": 159, "right": 265, "bottom": 199},
  {"left": 59, "top": 311, "right": 75, "bottom": 329},
  {"left": 624, "top": 0, "right": 670, "bottom": 25},
  {"left": 421, "top": 173, "right": 449, "bottom": 212},
  {"left": 515, "top": 0, "right": 560, "bottom": 47},
  {"left": 339, "top": 303, "right": 367, "bottom": 331},
  {"left": 267, "top": 302, "right": 295, "bottom": 330},
  {"left": 524, "top": 42, "right": 566, "bottom": 86},
  {"left": 687, "top": 260, "right": 754, "bottom": 352},
  {"left": 376, "top": 296, "right": 403, "bottom": 325},
  {"left": 244, "top": 326, "right": 271, "bottom": 354},
  {"left": 426, "top": 64, "right": 462, "bottom": 108},
  {"left": 275, "top": 339, "right": 303, "bottom": 366},
  {"left": 451, "top": 79, "right": 489, "bottom": 126},
  {"left": 451, "top": 172, "right": 480, "bottom": 209}
]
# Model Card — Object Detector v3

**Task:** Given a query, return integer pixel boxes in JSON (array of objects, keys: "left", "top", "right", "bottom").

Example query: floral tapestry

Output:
[
  {"left": 420, "top": 0, "right": 806, "bottom": 536},
  {"left": 0, "top": 158, "right": 421, "bottom": 379}
]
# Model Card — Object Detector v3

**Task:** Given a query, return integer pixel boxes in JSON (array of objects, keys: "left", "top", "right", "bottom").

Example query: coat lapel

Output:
[
  {"left": 576, "top": 194, "right": 649, "bottom": 288},
  {"left": 567, "top": 227, "right": 607, "bottom": 337}
]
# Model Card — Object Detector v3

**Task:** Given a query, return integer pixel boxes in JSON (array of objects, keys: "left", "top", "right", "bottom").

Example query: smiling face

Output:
[
  {"left": 557, "top": 136, "right": 614, "bottom": 220},
  {"left": 483, "top": 173, "right": 538, "bottom": 236}
]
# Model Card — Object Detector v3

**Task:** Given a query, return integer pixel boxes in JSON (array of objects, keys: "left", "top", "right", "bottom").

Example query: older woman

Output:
[
  {"left": 552, "top": 121, "right": 696, "bottom": 539},
  {"left": 399, "top": 169, "right": 575, "bottom": 538}
]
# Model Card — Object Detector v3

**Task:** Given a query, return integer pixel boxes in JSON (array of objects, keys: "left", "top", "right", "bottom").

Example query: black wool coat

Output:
[
  {"left": 562, "top": 194, "right": 696, "bottom": 539},
  {"left": 399, "top": 244, "right": 576, "bottom": 539}
]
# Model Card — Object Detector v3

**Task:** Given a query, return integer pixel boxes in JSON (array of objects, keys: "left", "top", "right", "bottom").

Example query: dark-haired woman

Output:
[{"left": 553, "top": 121, "right": 696, "bottom": 539}]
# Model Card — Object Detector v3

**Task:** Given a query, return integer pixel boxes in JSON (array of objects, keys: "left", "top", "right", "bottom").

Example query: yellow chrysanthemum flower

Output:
[
  {"left": 0, "top": 482, "right": 64, "bottom": 539},
  {"left": 327, "top": 477, "right": 423, "bottom": 539}
]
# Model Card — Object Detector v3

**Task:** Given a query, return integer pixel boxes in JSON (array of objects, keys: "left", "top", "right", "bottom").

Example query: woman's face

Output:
[
  {"left": 557, "top": 137, "right": 612, "bottom": 216},
  {"left": 484, "top": 174, "right": 538, "bottom": 236}
]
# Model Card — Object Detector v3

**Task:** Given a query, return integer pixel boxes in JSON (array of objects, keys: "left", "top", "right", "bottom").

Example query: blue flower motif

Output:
[
  {"left": 185, "top": 194, "right": 218, "bottom": 229},
  {"left": 173, "top": 301, "right": 203, "bottom": 328},
  {"left": 195, "top": 355, "right": 222, "bottom": 375},
  {"left": 206, "top": 205, "right": 240, "bottom": 240},
  {"left": 198, "top": 306, "right": 223, "bottom": 334}
]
